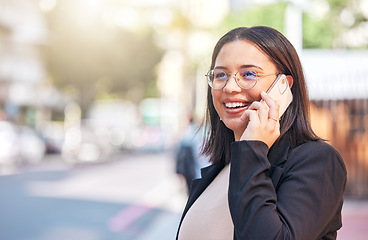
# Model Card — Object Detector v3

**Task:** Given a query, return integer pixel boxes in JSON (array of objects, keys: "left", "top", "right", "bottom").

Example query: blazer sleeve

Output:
[{"left": 228, "top": 140, "right": 347, "bottom": 240}]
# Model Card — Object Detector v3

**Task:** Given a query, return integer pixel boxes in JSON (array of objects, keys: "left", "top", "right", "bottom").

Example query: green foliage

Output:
[
  {"left": 215, "top": 0, "right": 367, "bottom": 49},
  {"left": 301, "top": 0, "right": 346, "bottom": 49},
  {"left": 220, "top": 2, "right": 288, "bottom": 34},
  {"left": 303, "top": 0, "right": 368, "bottom": 49},
  {"left": 303, "top": 14, "right": 338, "bottom": 48},
  {"left": 327, "top": 0, "right": 349, "bottom": 10}
]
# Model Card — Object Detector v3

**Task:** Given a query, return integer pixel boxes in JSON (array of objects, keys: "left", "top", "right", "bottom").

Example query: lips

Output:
[
  {"left": 225, "top": 102, "right": 247, "bottom": 108},
  {"left": 223, "top": 98, "right": 250, "bottom": 114}
]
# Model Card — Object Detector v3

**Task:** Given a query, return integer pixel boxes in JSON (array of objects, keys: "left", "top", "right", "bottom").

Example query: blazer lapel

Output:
[
  {"left": 176, "top": 139, "right": 291, "bottom": 239},
  {"left": 176, "top": 163, "right": 224, "bottom": 239},
  {"left": 181, "top": 139, "right": 290, "bottom": 216},
  {"left": 266, "top": 138, "right": 291, "bottom": 190},
  {"left": 266, "top": 165, "right": 284, "bottom": 190},
  {"left": 183, "top": 163, "right": 224, "bottom": 215}
]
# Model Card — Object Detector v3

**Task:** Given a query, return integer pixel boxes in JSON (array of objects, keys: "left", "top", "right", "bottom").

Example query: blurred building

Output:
[
  {"left": 302, "top": 50, "right": 368, "bottom": 198},
  {"left": 0, "top": 0, "right": 65, "bottom": 127}
]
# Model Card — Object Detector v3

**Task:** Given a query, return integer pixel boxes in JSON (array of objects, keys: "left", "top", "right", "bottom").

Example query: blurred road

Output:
[
  {"left": 0, "top": 151, "right": 187, "bottom": 240},
  {"left": 0, "top": 151, "right": 366, "bottom": 240},
  {"left": 338, "top": 199, "right": 368, "bottom": 240}
]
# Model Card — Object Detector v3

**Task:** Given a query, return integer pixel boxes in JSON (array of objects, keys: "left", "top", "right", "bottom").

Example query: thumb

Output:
[{"left": 240, "top": 110, "right": 250, "bottom": 121}]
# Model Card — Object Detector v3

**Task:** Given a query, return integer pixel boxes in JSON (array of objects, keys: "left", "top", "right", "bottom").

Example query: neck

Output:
[{"left": 234, "top": 132, "right": 241, "bottom": 141}]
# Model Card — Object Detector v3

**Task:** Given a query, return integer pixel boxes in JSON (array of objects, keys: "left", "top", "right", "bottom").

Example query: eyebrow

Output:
[{"left": 214, "top": 64, "right": 264, "bottom": 70}]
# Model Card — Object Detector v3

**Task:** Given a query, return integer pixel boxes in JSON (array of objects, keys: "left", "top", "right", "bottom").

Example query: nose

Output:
[{"left": 223, "top": 74, "right": 242, "bottom": 93}]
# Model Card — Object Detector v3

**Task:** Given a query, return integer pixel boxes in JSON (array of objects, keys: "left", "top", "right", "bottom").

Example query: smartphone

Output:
[{"left": 261, "top": 74, "right": 293, "bottom": 118}]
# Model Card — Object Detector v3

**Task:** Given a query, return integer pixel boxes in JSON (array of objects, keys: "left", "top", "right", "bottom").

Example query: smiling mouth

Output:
[{"left": 224, "top": 102, "right": 248, "bottom": 109}]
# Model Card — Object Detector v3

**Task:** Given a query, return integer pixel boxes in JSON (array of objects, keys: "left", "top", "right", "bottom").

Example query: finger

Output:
[
  {"left": 240, "top": 110, "right": 249, "bottom": 121},
  {"left": 254, "top": 101, "right": 269, "bottom": 124},
  {"left": 242, "top": 109, "right": 258, "bottom": 125},
  {"left": 240, "top": 109, "right": 250, "bottom": 122},
  {"left": 269, "top": 100, "right": 280, "bottom": 122},
  {"left": 240, "top": 102, "right": 257, "bottom": 121},
  {"left": 244, "top": 101, "right": 269, "bottom": 124},
  {"left": 268, "top": 117, "right": 279, "bottom": 122},
  {"left": 261, "top": 91, "right": 280, "bottom": 121}
]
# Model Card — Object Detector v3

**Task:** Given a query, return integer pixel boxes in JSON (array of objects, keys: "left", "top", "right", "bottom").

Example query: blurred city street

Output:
[
  {"left": 0, "top": 1, "right": 367, "bottom": 239},
  {"left": 338, "top": 199, "right": 368, "bottom": 240},
  {"left": 0, "top": 151, "right": 367, "bottom": 240},
  {"left": 0, "top": 151, "right": 187, "bottom": 240}
]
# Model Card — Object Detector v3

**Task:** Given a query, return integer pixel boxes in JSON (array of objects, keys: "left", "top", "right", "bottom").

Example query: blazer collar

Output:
[
  {"left": 186, "top": 163, "right": 225, "bottom": 209},
  {"left": 267, "top": 138, "right": 291, "bottom": 167},
  {"left": 183, "top": 138, "right": 290, "bottom": 212},
  {"left": 176, "top": 139, "right": 291, "bottom": 239},
  {"left": 176, "top": 163, "right": 225, "bottom": 239}
]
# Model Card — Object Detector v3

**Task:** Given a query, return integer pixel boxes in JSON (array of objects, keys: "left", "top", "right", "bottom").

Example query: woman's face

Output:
[{"left": 212, "top": 40, "right": 279, "bottom": 140}]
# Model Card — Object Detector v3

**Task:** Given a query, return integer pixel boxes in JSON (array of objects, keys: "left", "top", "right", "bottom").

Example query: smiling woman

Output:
[
  {"left": 176, "top": 26, "right": 347, "bottom": 240},
  {"left": 210, "top": 40, "right": 281, "bottom": 142}
]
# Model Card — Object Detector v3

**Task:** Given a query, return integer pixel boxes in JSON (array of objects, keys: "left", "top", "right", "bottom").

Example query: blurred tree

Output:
[
  {"left": 42, "top": 0, "right": 163, "bottom": 117},
  {"left": 303, "top": 14, "right": 338, "bottom": 48},
  {"left": 218, "top": 0, "right": 367, "bottom": 49},
  {"left": 220, "top": 2, "right": 287, "bottom": 34},
  {"left": 303, "top": 0, "right": 367, "bottom": 48}
]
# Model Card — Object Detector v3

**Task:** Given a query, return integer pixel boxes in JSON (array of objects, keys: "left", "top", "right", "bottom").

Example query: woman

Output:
[{"left": 176, "top": 26, "right": 347, "bottom": 240}]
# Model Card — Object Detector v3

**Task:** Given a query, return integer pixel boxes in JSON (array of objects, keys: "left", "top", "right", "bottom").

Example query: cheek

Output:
[
  {"left": 212, "top": 90, "right": 221, "bottom": 107},
  {"left": 249, "top": 91, "right": 262, "bottom": 101},
  {"left": 248, "top": 83, "right": 271, "bottom": 100},
  {"left": 211, "top": 90, "right": 222, "bottom": 110}
]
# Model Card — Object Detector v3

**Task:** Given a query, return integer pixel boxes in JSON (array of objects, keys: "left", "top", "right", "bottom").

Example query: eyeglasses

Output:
[{"left": 206, "top": 69, "right": 276, "bottom": 90}]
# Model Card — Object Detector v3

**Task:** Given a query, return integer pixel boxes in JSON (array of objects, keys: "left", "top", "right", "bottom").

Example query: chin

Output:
[{"left": 222, "top": 118, "right": 247, "bottom": 135}]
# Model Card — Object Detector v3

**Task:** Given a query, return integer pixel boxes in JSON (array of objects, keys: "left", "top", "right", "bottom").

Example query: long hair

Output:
[{"left": 202, "top": 26, "right": 320, "bottom": 165}]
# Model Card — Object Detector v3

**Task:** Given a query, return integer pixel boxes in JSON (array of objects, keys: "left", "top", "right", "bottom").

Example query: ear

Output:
[{"left": 286, "top": 75, "right": 293, "bottom": 88}]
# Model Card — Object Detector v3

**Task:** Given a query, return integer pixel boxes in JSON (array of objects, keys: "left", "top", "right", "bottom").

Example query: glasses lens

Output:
[
  {"left": 237, "top": 70, "right": 257, "bottom": 89},
  {"left": 208, "top": 69, "right": 227, "bottom": 89}
]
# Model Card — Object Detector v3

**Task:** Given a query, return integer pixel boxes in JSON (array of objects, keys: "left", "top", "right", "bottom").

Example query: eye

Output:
[
  {"left": 213, "top": 70, "right": 227, "bottom": 80},
  {"left": 238, "top": 70, "right": 257, "bottom": 80}
]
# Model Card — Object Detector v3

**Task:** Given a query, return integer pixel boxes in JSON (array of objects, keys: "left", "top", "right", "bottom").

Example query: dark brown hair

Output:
[{"left": 202, "top": 26, "right": 320, "bottom": 165}]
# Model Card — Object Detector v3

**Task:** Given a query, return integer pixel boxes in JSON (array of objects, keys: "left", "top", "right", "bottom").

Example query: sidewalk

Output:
[
  {"left": 24, "top": 153, "right": 367, "bottom": 240},
  {"left": 338, "top": 199, "right": 368, "bottom": 240}
]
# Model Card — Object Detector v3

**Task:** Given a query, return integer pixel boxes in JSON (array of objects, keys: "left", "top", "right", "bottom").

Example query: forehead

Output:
[{"left": 215, "top": 40, "right": 275, "bottom": 70}]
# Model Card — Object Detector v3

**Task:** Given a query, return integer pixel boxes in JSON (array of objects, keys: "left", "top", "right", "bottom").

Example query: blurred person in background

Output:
[
  {"left": 176, "top": 26, "right": 347, "bottom": 240},
  {"left": 175, "top": 114, "right": 209, "bottom": 193}
]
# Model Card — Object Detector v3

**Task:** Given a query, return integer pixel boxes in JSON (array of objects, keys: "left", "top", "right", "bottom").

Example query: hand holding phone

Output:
[
  {"left": 261, "top": 74, "right": 293, "bottom": 118},
  {"left": 239, "top": 74, "right": 292, "bottom": 146}
]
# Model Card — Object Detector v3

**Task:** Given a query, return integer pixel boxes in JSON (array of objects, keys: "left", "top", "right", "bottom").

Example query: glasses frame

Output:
[{"left": 206, "top": 69, "right": 277, "bottom": 90}]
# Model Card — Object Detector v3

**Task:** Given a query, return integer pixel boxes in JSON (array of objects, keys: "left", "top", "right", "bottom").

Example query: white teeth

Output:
[{"left": 225, "top": 102, "right": 247, "bottom": 108}]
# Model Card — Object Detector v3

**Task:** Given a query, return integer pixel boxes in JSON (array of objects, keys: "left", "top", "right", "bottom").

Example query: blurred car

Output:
[
  {"left": 18, "top": 126, "right": 46, "bottom": 165},
  {"left": 130, "top": 125, "right": 171, "bottom": 152},
  {"left": 0, "top": 121, "right": 21, "bottom": 173},
  {"left": 61, "top": 121, "right": 115, "bottom": 165},
  {"left": 0, "top": 122, "right": 47, "bottom": 174}
]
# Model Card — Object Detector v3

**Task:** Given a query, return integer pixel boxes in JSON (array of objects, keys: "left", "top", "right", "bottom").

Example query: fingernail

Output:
[{"left": 261, "top": 91, "right": 267, "bottom": 96}]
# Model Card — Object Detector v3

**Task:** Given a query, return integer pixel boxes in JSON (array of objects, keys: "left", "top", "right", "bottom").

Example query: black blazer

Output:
[{"left": 176, "top": 139, "right": 347, "bottom": 240}]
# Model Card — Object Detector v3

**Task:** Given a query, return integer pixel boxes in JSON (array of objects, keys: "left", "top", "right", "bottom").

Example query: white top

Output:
[{"left": 178, "top": 164, "right": 234, "bottom": 240}]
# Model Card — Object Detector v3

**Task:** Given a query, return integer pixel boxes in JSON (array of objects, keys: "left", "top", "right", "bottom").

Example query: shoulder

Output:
[
  {"left": 285, "top": 140, "right": 347, "bottom": 176},
  {"left": 290, "top": 140, "right": 342, "bottom": 161},
  {"left": 292, "top": 140, "right": 337, "bottom": 154}
]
